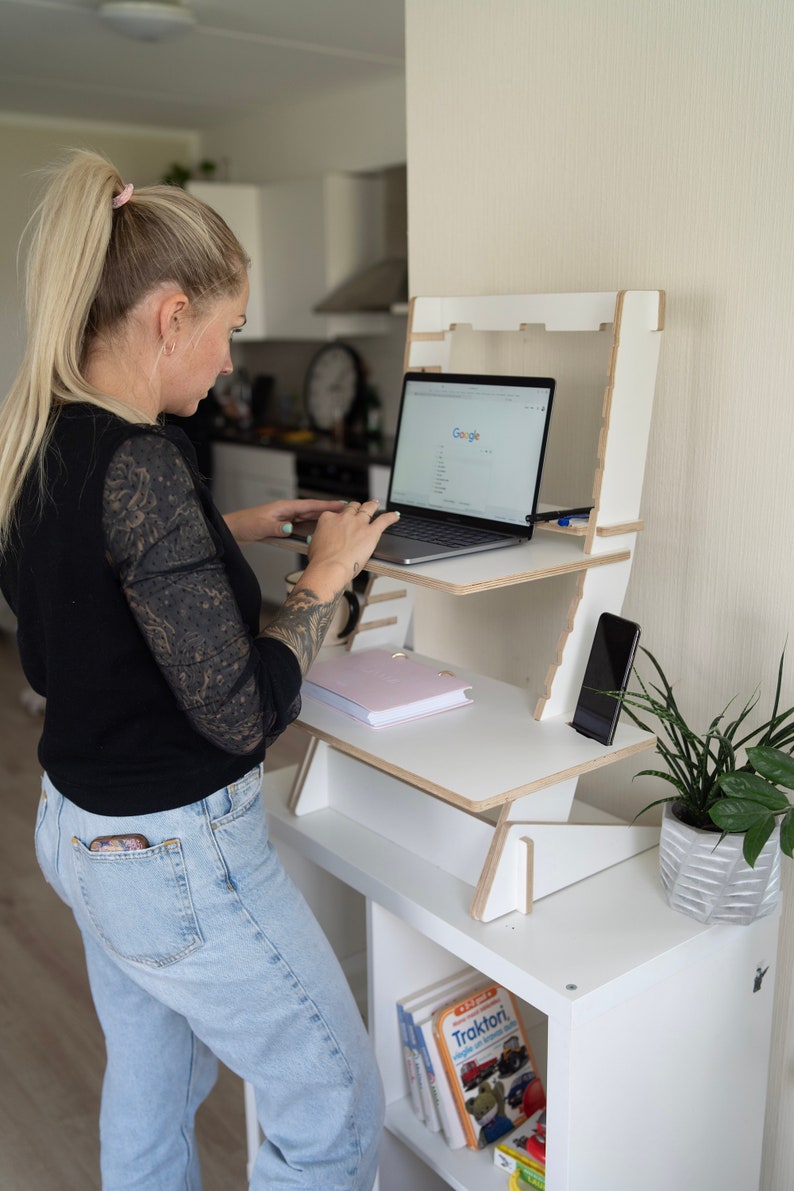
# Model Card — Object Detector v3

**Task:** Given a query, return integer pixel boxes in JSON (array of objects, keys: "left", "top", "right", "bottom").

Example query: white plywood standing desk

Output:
[{"left": 244, "top": 292, "right": 781, "bottom": 1190}]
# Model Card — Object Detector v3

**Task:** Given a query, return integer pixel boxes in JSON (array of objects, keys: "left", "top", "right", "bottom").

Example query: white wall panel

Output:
[
  {"left": 0, "top": 117, "right": 197, "bottom": 397},
  {"left": 405, "top": 2, "right": 794, "bottom": 1187}
]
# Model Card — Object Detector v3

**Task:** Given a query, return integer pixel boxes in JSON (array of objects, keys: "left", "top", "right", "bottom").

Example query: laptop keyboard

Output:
[{"left": 381, "top": 513, "right": 506, "bottom": 547}]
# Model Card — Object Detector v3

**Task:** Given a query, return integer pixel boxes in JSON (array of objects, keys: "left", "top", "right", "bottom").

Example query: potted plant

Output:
[{"left": 618, "top": 649, "right": 794, "bottom": 924}]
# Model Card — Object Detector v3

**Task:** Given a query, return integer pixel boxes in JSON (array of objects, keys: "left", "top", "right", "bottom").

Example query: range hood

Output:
[{"left": 314, "top": 165, "right": 408, "bottom": 314}]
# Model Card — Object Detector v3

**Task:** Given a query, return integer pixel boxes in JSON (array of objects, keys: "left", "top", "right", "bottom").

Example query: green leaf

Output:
[
  {"left": 631, "top": 794, "right": 678, "bottom": 822},
  {"left": 623, "top": 647, "right": 794, "bottom": 838},
  {"left": 716, "top": 772, "right": 790, "bottom": 810},
  {"left": 635, "top": 768, "right": 687, "bottom": 794},
  {"left": 780, "top": 808, "right": 794, "bottom": 860},
  {"left": 747, "top": 745, "right": 794, "bottom": 792},
  {"left": 709, "top": 799, "right": 772, "bottom": 833},
  {"left": 742, "top": 815, "right": 776, "bottom": 868}
]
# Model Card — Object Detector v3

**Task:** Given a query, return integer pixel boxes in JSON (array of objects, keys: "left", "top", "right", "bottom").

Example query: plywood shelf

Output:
[
  {"left": 294, "top": 650, "right": 654, "bottom": 813},
  {"left": 268, "top": 529, "right": 631, "bottom": 594}
]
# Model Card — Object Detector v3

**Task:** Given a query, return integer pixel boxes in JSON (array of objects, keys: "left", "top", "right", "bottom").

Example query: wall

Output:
[
  {"left": 0, "top": 73, "right": 408, "bottom": 428},
  {"left": 404, "top": 1, "right": 793, "bottom": 1187},
  {"left": 0, "top": 114, "right": 197, "bottom": 398},
  {"left": 200, "top": 73, "right": 406, "bottom": 183},
  {"left": 200, "top": 74, "right": 409, "bottom": 433}
]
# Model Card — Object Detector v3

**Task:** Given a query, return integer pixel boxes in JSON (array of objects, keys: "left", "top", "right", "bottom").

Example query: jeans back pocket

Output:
[{"left": 72, "top": 838, "right": 203, "bottom": 968}]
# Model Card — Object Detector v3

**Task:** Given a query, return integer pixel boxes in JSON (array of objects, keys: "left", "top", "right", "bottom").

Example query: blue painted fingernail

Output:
[
  {"left": 281, "top": 522, "right": 293, "bottom": 535},
  {"left": 305, "top": 534, "right": 312, "bottom": 545}
]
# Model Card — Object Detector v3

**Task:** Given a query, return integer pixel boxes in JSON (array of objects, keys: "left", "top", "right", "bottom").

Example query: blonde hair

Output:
[{"left": 0, "top": 149, "right": 248, "bottom": 554}]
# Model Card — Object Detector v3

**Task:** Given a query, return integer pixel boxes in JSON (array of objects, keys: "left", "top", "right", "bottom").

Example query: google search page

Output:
[{"left": 390, "top": 378, "right": 552, "bottom": 525}]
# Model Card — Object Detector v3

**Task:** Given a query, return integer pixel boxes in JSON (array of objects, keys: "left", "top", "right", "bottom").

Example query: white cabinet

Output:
[
  {"left": 211, "top": 442, "right": 298, "bottom": 605},
  {"left": 186, "top": 182, "right": 266, "bottom": 340},
  {"left": 262, "top": 767, "right": 779, "bottom": 1191},
  {"left": 260, "top": 172, "right": 391, "bottom": 340},
  {"left": 250, "top": 291, "right": 779, "bottom": 1190},
  {"left": 189, "top": 176, "right": 394, "bottom": 340},
  {"left": 368, "top": 463, "right": 391, "bottom": 506}
]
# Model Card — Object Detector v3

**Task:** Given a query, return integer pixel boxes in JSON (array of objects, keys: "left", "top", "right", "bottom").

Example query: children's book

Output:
[
  {"left": 410, "top": 973, "right": 484, "bottom": 1148},
  {"left": 506, "top": 1163, "right": 545, "bottom": 1190},
  {"left": 395, "top": 997, "right": 424, "bottom": 1121},
  {"left": 303, "top": 649, "right": 473, "bottom": 727},
  {"left": 395, "top": 969, "right": 475, "bottom": 1125},
  {"left": 493, "top": 1110, "right": 548, "bottom": 1181},
  {"left": 433, "top": 982, "right": 544, "bottom": 1150}
]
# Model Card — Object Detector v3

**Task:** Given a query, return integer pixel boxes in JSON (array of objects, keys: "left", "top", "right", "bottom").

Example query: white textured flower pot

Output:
[{"left": 659, "top": 802, "right": 781, "bottom": 924}]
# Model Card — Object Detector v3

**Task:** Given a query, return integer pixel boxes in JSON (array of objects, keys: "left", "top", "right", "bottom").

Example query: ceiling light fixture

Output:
[{"left": 98, "top": 1, "right": 196, "bottom": 42}]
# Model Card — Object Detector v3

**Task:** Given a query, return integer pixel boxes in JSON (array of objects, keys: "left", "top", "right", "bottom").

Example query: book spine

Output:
[
  {"left": 508, "top": 1161, "right": 545, "bottom": 1190},
  {"left": 494, "top": 1145, "right": 545, "bottom": 1178},
  {"left": 409, "top": 1012, "right": 441, "bottom": 1132},
  {"left": 396, "top": 1003, "right": 424, "bottom": 1121},
  {"left": 416, "top": 1020, "right": 467, "bottom": 1148}
]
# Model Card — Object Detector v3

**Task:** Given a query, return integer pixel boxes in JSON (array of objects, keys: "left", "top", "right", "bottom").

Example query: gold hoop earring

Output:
[{"left": 164, "top": 340, "right": 176, "bottom": 357}]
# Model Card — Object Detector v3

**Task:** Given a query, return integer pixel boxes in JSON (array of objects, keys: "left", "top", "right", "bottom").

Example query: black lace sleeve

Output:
[{"left": 102, "top": 431, "right": 301, "bottom": 755}]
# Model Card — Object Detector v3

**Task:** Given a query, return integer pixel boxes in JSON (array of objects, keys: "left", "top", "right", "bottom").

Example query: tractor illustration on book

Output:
[{"left": 498, "top": 1034, "right": 528, "bottom": 1076}]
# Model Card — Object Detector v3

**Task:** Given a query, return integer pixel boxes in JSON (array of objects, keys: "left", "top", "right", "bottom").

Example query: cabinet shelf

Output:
[
  {"left": 385, "top": 1097, "right": 511, "bottom": 1191},
  {"left": 262, "top": 763, "right": 734, "bottom": 1024}
]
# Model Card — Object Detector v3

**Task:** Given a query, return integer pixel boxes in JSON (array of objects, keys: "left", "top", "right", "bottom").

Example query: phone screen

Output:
[{"left": 570, "top": 613, "right": 641, "bottom": 745}]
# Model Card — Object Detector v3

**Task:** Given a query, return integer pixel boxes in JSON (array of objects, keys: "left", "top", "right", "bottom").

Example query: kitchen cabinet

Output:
[
  {"left": 211, "top": 440, "right": 390, "bottom": 605},
  {"left": 186, "top": 182, "right": 266, "bottom": 340},
  {"left": 189, "top": 175, "right": 395, "bottom": 341},
  {"left": 211, "top": 442, "right": 298, "bottom": 605},
  {"left": 368, "top": 463, "right": 391, "bottom": 506},
  {"left": 262, "top": 172, "right": 392, "bottom": 340}
]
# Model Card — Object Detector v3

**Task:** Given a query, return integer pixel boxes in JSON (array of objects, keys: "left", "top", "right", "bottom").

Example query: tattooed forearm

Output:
[{"left": 261, "top": 584, "right": 343, "bottom": 674}]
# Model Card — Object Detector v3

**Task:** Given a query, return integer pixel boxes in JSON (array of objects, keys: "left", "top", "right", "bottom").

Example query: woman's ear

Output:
[{"left": 156, "top": 291, "right": 190, "bottom": 351}]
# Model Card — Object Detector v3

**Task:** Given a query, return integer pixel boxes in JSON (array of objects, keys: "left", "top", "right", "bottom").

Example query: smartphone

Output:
[
  {"left": 570, "top": 613, "right": 641, "bottom": 745},
  {"left": 89, "top": 834, "right": 149, "bottom": 853}
]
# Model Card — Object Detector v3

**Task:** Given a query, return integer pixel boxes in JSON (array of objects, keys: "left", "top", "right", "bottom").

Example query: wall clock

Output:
[{"left": 303, "top": 342, "right": 364, "bottom": 432}]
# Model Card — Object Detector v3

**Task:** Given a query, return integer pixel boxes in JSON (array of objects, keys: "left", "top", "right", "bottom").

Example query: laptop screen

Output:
[{"left": 387, "top": 372, "right": 555, "bottom": 532}]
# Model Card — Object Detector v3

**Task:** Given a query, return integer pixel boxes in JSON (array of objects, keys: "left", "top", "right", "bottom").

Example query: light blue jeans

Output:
[{"left": 35, "top": 765, "right": 383, "bottom": 1190}]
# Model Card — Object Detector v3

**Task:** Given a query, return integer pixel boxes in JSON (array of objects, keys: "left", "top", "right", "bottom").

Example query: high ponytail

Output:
[{"left": 0, "top": 149, "right": 248, "bottom": 555}]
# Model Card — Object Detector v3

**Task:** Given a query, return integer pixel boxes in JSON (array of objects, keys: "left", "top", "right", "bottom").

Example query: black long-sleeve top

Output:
[{"left": 0, "top": 403, "right": 301, "bottom": 815}]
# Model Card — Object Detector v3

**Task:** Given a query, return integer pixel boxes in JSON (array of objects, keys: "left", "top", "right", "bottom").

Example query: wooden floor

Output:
[{"left": 0, "top": 629, "right": 306, "bottom": 1190}]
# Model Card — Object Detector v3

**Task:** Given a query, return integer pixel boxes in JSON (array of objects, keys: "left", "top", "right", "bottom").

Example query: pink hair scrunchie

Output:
[{"left": 112, "top": 183, "right": 134, "bottom": 210}]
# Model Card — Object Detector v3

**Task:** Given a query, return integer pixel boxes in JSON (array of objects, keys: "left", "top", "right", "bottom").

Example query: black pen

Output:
[{"left": 529, "top": 506, "right": 593, "bottom": 524}]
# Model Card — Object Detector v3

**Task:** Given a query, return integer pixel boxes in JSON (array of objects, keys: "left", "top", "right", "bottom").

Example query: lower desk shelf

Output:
[
  {"left": 262, "top": 762, "right": 780, "bottom": 1191},
  {"left": 385, "top": 1097, "right": 513, "bottom": 1191},
  {"left": 294, "top": 651, "right": 655, "bottom": 813},
  {"left": 290, "top": 650, "right": 658, "bottom": 920}
]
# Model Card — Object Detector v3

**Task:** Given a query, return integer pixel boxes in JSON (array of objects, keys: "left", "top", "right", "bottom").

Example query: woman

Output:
[{"left": 0, "top": 150, "right": 399, "bottom": 1190}]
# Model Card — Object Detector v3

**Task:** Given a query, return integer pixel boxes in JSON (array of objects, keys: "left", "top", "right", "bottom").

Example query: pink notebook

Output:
[{"left": 302, "top": 650, "right": 473, "bottom": 727}]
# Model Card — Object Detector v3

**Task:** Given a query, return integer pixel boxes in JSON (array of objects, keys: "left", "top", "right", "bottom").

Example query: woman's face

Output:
[{"left": 162, "top": 279, "right": 249, "bottom": 417}]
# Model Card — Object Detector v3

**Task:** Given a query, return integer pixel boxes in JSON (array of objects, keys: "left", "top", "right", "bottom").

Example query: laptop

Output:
[{"left": 370, "top": 371, "right": 556, "bottom": 564}]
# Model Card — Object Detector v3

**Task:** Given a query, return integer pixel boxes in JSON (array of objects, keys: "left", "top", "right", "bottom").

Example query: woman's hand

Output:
[
  {"left": 261, "top": 500, "right": 400, "bottom": 674},
  {"left": 304, "top": 500, "right": 400, "bottom": 589},
  {"left": 222, "top": 498, "right": 346, "bottom": 545}
]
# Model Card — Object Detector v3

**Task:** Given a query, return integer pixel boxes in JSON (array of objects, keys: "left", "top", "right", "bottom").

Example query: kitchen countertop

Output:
[{"left": 213, "top": 426, "right": 393, "bottom": 468}]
